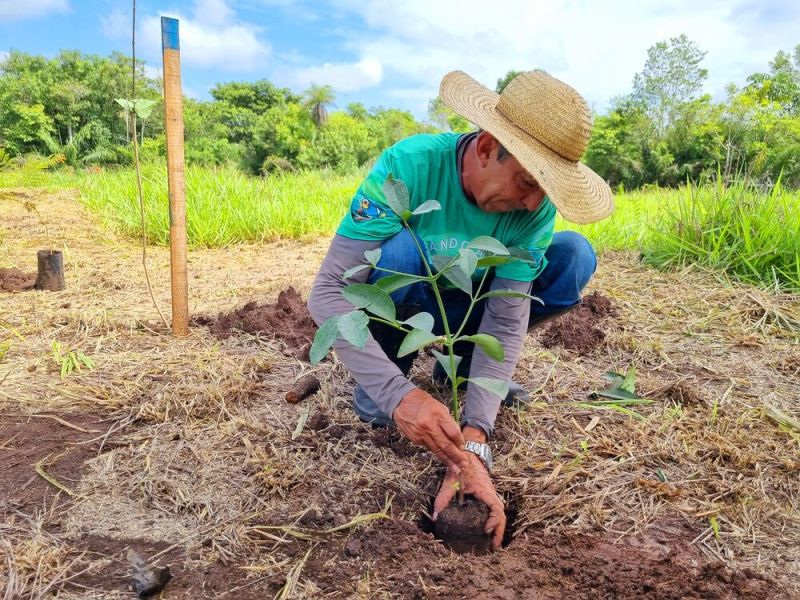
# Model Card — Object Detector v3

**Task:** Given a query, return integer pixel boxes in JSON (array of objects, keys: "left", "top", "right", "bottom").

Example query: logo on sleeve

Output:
[{"left": 351, "top": 195, "right": 387, "bottom": 221}]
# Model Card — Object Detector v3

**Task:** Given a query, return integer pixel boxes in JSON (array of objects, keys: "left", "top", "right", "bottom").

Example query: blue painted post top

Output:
[{"left": 161, "top": 17, "right": 180, "bottom": 51}]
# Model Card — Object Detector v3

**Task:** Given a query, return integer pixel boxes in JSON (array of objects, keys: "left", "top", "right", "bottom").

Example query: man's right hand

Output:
[{"left": 393, "top": 388, "right": 468, "bottom": 473}]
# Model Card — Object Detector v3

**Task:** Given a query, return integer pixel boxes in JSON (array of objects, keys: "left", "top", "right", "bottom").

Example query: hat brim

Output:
[{"left": 440, "top": 70, "right": 614, "bottom": 224}]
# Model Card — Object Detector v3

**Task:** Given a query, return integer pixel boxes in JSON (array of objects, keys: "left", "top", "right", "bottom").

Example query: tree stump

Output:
[{"left": 35, "top": 250, "right": 65, "bottom": 291}]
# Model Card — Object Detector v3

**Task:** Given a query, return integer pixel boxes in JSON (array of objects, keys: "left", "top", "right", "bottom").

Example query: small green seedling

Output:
[
  {"left": 51, "top": 341, "right": 95, "bottom": 379},
  {"left": 311, "top": 174, "right": 540, "bottom": 423},
  {"left": 584, "top": 365, "right": 653, "bottom": 419}
]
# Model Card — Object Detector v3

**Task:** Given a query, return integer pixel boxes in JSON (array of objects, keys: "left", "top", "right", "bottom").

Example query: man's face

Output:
[{"left": 472, "top": 141, "right": 547, "bottom": 214}]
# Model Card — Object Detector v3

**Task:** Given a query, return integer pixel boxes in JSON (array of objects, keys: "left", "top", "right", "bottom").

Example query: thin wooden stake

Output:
[{"left": 161, "top": 17, "right": 189, "bottom": 337}]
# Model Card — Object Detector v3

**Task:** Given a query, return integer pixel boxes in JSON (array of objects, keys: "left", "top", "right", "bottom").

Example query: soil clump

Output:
[
  {"left": 335, "top": 519, "right": 778, "bottom": 599},
  {"left": 540, "top": 290, "right": 617, "bottom": 353},
  {"left": 0, "top": 267, "right": 36, "bottom": 292},
  {"left": 207, "top": 286, "right": 316, "bottom": 359},
  {"left": 433, "top": 495, "right": 492, "bottom": 555}
]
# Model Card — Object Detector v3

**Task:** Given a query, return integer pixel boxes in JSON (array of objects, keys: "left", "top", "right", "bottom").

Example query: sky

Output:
[{"left": 0, "top": 0, "right": 798, "bottom": 119}]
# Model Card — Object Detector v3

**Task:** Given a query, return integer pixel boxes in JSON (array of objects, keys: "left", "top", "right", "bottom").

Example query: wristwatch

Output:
[{"left": 464, "top": 441, "right": 493, "bottom": 473}]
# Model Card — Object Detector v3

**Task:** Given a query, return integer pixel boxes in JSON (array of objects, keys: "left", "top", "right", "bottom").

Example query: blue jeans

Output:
[{"left": 352, "top": 229, "right": 597, "bottom": 424}]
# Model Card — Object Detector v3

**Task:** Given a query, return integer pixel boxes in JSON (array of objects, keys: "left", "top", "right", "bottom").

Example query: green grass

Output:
[
  {"left": 50, "top": 164, "right": 363, "bottom": 247},
  {"left": 3, "top": 164, "right": 799, "bottom": 292},
  {"left": 641, "top": 179, "right": 800, "bottom": 292}
]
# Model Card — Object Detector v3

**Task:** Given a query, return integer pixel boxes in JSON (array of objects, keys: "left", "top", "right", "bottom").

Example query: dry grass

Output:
[{"left": 1, "top": 189, "right": 798, "bottom": 598}]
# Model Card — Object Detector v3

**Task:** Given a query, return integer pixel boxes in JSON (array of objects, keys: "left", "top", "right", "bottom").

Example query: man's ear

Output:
[{"left": 474, "top": 131, "right": 497, "bottom": 167}]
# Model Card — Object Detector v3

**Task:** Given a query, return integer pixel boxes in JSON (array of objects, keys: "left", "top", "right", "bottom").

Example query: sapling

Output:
[{"left": 311, "top": 175, "right": 540, "bottom": 504}]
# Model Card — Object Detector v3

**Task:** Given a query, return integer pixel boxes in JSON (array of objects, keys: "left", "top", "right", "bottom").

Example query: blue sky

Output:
[{"left": 1, "top": 0, "right": 798, "bottom": 119}]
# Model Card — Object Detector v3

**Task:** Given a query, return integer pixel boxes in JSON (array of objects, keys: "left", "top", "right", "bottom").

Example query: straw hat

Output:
[{"left": 440, "top": 70, "right": 614, "bottom": 224}]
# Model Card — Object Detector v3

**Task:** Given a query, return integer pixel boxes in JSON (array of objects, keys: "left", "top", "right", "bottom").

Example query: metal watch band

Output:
[{"left": 464, "top": 441, "right": 493, "bottom": 473}]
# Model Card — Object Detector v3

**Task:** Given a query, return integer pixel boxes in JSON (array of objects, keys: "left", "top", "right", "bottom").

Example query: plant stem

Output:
[{"left": 404, "top": 223, "right": 460, "bottom": 417}]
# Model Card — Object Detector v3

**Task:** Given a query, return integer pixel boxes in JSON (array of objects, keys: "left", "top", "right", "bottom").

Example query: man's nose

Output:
[{"left": 522, "top": 189, "right": 546, "bottom": 211}]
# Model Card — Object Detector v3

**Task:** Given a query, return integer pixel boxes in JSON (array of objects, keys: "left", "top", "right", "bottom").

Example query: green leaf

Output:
[
  {"left": 310, "top": 315, "right": 340, "bottom": 364},
  {"left": 457, "top": 249, "right": 478, "bottom": 278},
  {"left": 589, "top": 388, "right": 647, "bottom": 403},
  {"left": 375, "top": 274, "right": 424, "bottom": 293},
  {"left": 468, "top": 236, "right": 509, "bottom": 255},
  {"left": 401, "top": 312, "right": 434, "bottom": 333},
  {"left": 115, "top": 98, "right": 134, "bottom": 111},
  {"left": 480, "top": 289, "right": 538, "bottom": 301},
  {"left": 342, "top": 284, "right": 396, "bottom": 321},
  {"left": 509, "top": 246, "right": 535, "bottom": 262},
  {"left": 133, "top": 99, "right": 157, "bottom": 119},
  {"left": 432, "top": 254, "right": 471, "bottom": 295},
  {"left": 337, "top": 310, "right": 370, "bottom": 349},
  {"left": 398, "top": 328, "right": 439, "bottom": 357},
  {"left": 412, "top": 200, "right": 441, "bottom": 215},
  {"left": 476, "top": 255, "right": 515, "bottom": 268},
  {"left": 382, "top": 175, "right": 410, "bottom": 216},
  {"left": 342, "top": 264, "right": 370, "bottom": 280},
  {"left": 364, "top": 248, "right": 382, "bottom": 265},
  {"left": 620, "top": 365, "right": 637, "bottom": 393},
  {"left": 469, "top": 377, "right": 509, "bottom": 399},
  {"left": 458, "top": 334, "right": 504, "bottom": 362},
  {"left": 431, "top": 253, "right": 456, "bottom": 273},
  {"left": 431, "top": 349, "right": 461, "bottom": 382}
]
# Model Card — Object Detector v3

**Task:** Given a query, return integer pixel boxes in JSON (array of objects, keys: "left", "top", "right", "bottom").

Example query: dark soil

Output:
[
  {"left": 0, "top": 413, "right": 115, "bottom": 514},
  {"left": 540, "top": 290, "right": 617, "bottom": 353},
  {"left": 206, "top": 286, "right": 316, "bottom": 359},
  {"left": 71, "top": 535, "right": 268, "bottom": 600},
  {"left": 0, "top": 267, "right": 36, "bottom": 292},
  {"left": 325, "top": 519, "right": 779, "bottom": 600},
  {"left": 433, "top": 495, "right": 492, "bottom": 555}
]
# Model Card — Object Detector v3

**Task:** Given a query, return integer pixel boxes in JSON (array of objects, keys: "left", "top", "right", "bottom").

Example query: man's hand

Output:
[
  {"left": 393, "top": 388, "right": 468, "bottom": 473},
  {"left": 432, "top": 432, "right": 506, "bottom": 550}
]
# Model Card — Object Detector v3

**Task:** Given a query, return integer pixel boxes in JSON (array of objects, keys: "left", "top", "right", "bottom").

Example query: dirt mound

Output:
[
  {"left": 320, "top": 519, "right": 777, "bottom": 599},
  {"left": 0, "top": 267, "right": 36, "bottom": 292},
  {"left": 540, "top": 290, "right": 617, "bottom": 353},
  {"left": 208, "top": 287, "right": 316, "bottom": 359}
]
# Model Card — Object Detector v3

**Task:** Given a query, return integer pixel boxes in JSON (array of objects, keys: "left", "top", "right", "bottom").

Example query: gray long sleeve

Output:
[
  {"left": 308, "top": 235, "right": 417, "bottom": 419},
  {"left": 462, "top": 278, "right": 531, "bottom": 438},
  {"left": 308, "top": 235, "right": 531, "bottom": 437}
]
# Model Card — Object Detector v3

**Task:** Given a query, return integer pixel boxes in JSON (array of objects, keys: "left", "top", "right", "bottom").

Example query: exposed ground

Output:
[{"left": 1, "top": 188, "right": 799, "bottom": 599}]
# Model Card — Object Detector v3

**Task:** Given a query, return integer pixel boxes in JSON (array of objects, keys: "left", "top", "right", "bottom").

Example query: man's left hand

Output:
[{"left": 432, "top": 448, "right": 506, "bottom": 550}]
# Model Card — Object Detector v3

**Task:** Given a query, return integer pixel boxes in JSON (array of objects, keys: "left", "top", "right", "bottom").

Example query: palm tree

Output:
[{"left": 303, "top": 83, "right": 336, "bottom": 129}]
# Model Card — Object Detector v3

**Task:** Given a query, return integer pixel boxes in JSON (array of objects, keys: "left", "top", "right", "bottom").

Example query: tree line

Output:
[{"left": 1, "top": 35, "right": 799, "bottom": 188}]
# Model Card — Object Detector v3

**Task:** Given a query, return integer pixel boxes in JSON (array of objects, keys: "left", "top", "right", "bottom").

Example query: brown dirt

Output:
[
  {"left": 540, "top": 290, "right": 617, "bottom": 353},
  {"left": 0, "top": 413, "right": 116, "bottom": 514},
  {"left": 70, "top": 535, "right": 269, "bottom": 600},
  {"left": 205, "top": 286, "right": 316, "bottom": 359},
  {"left": 328, "top": 518, "right": 778, "bottom": 600},
  {"left": 0, "top": 267, "right": 36, "bottom": 292},
  {"left": 2, "top": 193, "right": 797, "bottom": 598},
  {"left": 433, "top": 495, "right": 492, "bottom": 555}
]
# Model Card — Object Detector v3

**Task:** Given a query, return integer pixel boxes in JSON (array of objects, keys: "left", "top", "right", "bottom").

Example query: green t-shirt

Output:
[{"left": 336, "top": 133, "right": 556, "bottom": 282}]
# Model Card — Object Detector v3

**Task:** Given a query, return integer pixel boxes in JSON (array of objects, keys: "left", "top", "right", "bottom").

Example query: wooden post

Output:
[{"left": 161, "top": 17, "right": 189, "bottom": 337}]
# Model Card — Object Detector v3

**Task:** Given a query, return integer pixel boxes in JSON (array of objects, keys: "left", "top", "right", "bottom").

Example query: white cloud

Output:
[
  {"left": 0, "top": 51, "right": 8, "bottom": 64},
  {"left": 327, "top": 0, "right": 800, "bottom": 112},
  {"left": 0, "top": 0, "right": 68, "bottom": 22},
  {"left": 103, "top": 1, "right": 270, "bottom": 72},
  {"left": 290, "top": 57, "right": 383, "bottom": 92}
]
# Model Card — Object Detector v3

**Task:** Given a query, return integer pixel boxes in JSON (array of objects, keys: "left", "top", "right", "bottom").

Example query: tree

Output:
[
  {"left": 745, "top": 45, "right": 800, "bottom": 116},
  {"left": 427, "top": 96, "right": 472, "bottom": 132},
  {"left": 496, "top": 70, "right": 523, "bottom": 93},
  {"left": 632, "top": 34, "right": 708, "bottom": 137},
  {"left": 303, "top": 83, "right": 335, "bottom": 129},
  {"left": 0, "top": 103, "right": 53, "bottom": 155}
]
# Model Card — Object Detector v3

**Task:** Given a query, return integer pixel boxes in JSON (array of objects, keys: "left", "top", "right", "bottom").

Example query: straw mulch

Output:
[{"left": 1, "top": 189, "right": 798, "bottom": 598}]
